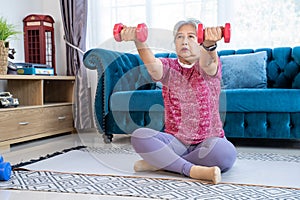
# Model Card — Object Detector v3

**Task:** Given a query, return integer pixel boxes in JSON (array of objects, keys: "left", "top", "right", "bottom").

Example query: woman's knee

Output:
[
  {"left": 131, "top": 128, "right": 156, "bottom": 141},
  {"left": 131, "top": 128, "right": 159, "bottom": 151},
  {"left": 213, "top": 138, "right": 237, "bottom": 172},
  {"left": 196, "top": 137, "right": 236, "bottom": 172}
]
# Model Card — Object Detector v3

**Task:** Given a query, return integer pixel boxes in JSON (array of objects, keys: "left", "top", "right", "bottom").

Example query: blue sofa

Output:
[{"left": 83, "top": 46, "right": 300, "bottom": 143}]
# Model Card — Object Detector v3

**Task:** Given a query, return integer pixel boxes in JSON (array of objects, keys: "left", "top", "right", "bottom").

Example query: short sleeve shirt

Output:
[{"left": 158, "top": 58, "right": 225, "bottom": 145}]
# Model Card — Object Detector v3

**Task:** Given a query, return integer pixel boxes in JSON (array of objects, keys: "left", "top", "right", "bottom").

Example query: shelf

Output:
[
  {"left": 0, "top": 75, "right": 76, "bottom": 149},
  {"left": 0, "top": 74, "right": 75, "bottom": 80},
  {"left": 0, "top": 102, "right": 73, "bottom": 112},
  {"left": 0, "top": 75, "right": 75, "bottom": 107},
  {"left": 44, "top": 79, "right": 74, "bottom": 104}
]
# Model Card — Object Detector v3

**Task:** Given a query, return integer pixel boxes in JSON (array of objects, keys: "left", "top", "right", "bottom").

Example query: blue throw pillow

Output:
[{"left": 220, "top": 51, "right": 268, "bottom": 89}]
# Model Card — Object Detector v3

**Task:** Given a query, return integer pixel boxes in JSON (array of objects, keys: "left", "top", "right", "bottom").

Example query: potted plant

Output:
[{"left": 0, "top": 17, "right": 20, "bottom": 75}]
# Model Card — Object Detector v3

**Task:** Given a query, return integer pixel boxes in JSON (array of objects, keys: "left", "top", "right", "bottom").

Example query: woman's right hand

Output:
[{"left": 120, "top": 26, "right": 137, "bottom": 42}]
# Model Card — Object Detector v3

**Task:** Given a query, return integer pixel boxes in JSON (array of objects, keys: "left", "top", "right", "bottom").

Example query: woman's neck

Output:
[{"left": 178, "top": 59, "right": 195, "bottom": 68}]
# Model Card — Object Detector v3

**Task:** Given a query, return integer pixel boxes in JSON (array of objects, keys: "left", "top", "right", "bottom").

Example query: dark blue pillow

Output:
[{"left": 220, "top": 51, "right": 268, "bottom": 89}]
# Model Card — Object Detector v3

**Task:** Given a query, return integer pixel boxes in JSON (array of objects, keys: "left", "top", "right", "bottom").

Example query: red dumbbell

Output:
[
  {"left": 197, "top": 23, "right": 231, "bottom": 44},
  {"left": 113, "top": 23, "right": 148, "bottom": 42}
]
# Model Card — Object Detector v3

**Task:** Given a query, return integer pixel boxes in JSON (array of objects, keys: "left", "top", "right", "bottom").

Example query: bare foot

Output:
[
  {"left": 189, "top": 165, "right": 221, "bottom": 184},
  {"left": 134, "top": 160, "right": 160, "bottom": 172}
]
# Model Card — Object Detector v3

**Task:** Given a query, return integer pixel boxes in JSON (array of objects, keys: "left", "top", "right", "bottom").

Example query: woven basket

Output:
[{"left": 0, "top": 40, "right": 8, "bottom": 75}]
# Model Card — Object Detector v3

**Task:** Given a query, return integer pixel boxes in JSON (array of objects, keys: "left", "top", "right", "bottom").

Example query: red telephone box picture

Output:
[{"left": 23, "top": 14, "right": 56, "bottom": 74}]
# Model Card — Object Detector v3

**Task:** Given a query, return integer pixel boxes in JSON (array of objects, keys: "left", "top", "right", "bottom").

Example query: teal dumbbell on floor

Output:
[{"left": 0, "top": 155, "right": 11, "bottom": 181}]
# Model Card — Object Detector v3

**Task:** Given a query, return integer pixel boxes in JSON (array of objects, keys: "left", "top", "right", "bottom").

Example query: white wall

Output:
[{"left": 0, "top": 0, "right": 66, "bottom": 75}]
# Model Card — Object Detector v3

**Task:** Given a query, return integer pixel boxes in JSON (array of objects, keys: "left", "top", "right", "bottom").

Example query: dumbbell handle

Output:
[{"left": 197, "top": 23, "right": 231, "bottom": 43}]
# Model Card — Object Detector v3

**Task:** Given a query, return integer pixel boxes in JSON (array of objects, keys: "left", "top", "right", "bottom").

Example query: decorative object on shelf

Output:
[
  {"left": 8, "top": 47, "right": 16, "bottom": 59},
  {"left": 15, "top": 62, "right": 54, "bottom": 76},
  {"left": 7, "top": 61, "right": 17, "bottom": 74},
  {"left": 7, "top": 46, "right": 17, "bottom": 74},
  {"left": 0, "top": 17, "right": 20, "bottom": 75},
  {"left": 0, "top": 41, "right": 8, "bottom": 75},
  {"left": 0, "top": 91, "right": 19, "bottom": 108},
  {"left": 23, "top": 14, "right": 56, "bottom": 75}
]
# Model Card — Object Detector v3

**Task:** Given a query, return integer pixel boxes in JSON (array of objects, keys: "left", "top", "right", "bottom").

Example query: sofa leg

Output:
[{"left": 102, "top": 134, "right": 113, "bottom": 143}]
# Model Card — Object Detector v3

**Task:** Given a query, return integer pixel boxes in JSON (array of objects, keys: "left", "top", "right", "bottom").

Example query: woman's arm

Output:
[
  {"left": 120, "top": 26, "right": 163, "bottom": 80},
  {"left": 199, "top": 27, "right": 222, "bottom": 76},
  {"left": 135, "top": 41, "right": 163, "bottom": 81},
  {"left": 199, "top": 47, "right": 219, "bottom": 76}
]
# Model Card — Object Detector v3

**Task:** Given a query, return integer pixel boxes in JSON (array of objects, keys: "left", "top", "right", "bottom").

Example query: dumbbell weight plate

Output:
[
  {"left": 113, "top": 23, "right": 124, "bottom": 42},
  {"left": 223, "top": 23, "right": 231, "bottom": 43},
  {"left": 136, "top": 23, "right": 148, "bottom": 43},
  {"left": 197, "top": 23, "right": 204, "bottom": 44},
  {"left": 0, "top": 162, "right": 11, "bottom": 181}
]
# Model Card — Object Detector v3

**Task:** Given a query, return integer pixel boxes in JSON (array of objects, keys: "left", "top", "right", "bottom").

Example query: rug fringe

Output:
[{"left": 12, "top": 145, "right": 87, "bottom": 169}]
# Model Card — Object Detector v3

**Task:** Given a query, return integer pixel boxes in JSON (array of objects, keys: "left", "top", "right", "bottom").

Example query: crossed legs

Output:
[{"left": 131, "top": 128, "right": 237, "bottom": 184}]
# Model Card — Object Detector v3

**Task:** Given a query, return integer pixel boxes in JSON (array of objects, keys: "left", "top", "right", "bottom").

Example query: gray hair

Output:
[{"left": 173, "top": 18, "right": 203, "bottom": 37}]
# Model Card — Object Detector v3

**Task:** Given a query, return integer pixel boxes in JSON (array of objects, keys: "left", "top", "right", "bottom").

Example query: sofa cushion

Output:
[
  {"left": 110, "top": 90, "right": 164, "bottom": 112},
  {"left": 219, "top": 88, "right": 300, "bottom": 112},
  {"left": 267, "top": 47, "right": 300, "bottom": 89},
  {"left": 218, "top": 47, "right": 300, "bottom": 89},
  {"left": 220, "top": 51, "right": 267, "bottom": 89},
  {"left": 111, "top": 88, "right": 300, "bottom": 113}
]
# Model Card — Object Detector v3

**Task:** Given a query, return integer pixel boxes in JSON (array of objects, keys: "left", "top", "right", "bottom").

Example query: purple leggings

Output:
[{"left": 131, "top": 128, "right": 237, "bottom": 177}]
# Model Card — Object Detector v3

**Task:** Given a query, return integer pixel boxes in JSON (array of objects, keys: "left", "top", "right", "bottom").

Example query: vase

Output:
[{"left": 0, "top": 40, "right": 8, "bottom": 75}]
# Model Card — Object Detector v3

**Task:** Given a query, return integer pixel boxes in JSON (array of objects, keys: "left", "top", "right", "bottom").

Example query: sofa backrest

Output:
[
  {"left": 218, "top": 46, "right": 300, "bottom": 89},
  {"left": 157, "top": 47, "right": 300, "bottom": 89},
  {"left": 83, "top": 46, "right": 300, "bottom": 92}
]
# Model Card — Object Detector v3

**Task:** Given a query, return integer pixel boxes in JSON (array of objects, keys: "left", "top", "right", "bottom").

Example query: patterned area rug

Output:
[
  {"left": 0, "top": 146, "right": 299, "bottom": 199},
  {"left": 1, "top": 170, "right": 299, "bottom": 199}
]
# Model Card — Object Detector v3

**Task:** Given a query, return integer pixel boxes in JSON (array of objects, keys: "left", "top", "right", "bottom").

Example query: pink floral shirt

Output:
[{"left": 158, "top": 58, "right": 225, "bottom": 145}]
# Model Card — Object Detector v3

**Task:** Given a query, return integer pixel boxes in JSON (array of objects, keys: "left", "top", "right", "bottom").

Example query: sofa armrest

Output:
[{"left": 83, "top": 48, "right": 156, "bottom": 132}]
